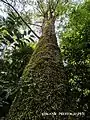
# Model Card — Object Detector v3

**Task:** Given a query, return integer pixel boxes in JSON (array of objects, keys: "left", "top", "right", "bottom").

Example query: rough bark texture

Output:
[{"left": 8, "top": 17, "right": 68, "bottom": 120}]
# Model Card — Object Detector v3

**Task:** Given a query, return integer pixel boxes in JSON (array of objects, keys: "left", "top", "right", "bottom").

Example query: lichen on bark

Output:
[{"left": 8, "top": 17, "right": 68, "bottom": 120}]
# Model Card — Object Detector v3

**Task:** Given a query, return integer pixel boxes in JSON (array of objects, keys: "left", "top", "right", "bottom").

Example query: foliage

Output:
[
  {"left": 61, "top": 0, "right": 90, "bottom": 118},
  {"left": 0, "top": 11, "right": 35, "bottom": 46},
  {"left": 0, "top": 12, "right": 34, "bottom": 118},
  {"left": 36, "top": 0, "right": 70, "bottom": 18}
]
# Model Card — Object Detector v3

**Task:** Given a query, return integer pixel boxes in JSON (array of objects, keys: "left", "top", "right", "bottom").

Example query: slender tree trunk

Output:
[{"left": 8, "top": 16, "right": 68, "bottom": 120}]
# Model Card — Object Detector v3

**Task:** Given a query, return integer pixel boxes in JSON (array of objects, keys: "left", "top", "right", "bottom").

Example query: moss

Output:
[{"left": 7, "top": 18, "right": 68, "bottom": 120}]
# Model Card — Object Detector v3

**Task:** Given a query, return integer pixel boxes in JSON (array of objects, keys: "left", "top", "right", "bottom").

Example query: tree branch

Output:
[
  {"left": 1, "top": 0, "right": 40, "bottom": 40},
  {"left": 30, "top": 23, "right": 42, "bottom": 27},
  {"left": 53, "top": 0, "right": 60, "bottom": 12}
]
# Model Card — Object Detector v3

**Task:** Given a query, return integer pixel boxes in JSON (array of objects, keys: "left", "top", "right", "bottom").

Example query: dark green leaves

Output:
[
  {"left": 61, "top": 1, "right": 90, "bottom": 116},
  {"left": 0, "top": 11, "right": 35, "bottom": 118}
]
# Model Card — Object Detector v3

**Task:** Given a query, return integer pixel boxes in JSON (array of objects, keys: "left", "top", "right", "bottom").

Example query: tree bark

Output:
[{"left": 8, "top": 16, "right": 68, "bottom": 120}]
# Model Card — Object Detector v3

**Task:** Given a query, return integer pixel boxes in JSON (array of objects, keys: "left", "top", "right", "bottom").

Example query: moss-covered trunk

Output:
[{"left": 8, "top": 17, "right": 68, "bottom": 120}]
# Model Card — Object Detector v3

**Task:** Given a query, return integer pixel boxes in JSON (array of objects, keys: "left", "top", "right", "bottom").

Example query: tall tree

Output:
[{"left": 7, "top": 0, "right": 70, "bottom": 120}]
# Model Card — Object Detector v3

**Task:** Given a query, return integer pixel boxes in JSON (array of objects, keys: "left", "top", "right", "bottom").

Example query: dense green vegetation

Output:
[
  {"left": 0, "top": 0, "right": 90, "bottom": 119},
  {"left": 61, "top": 1, "right": 90, "bottom": 118},
  {"left": 0, "top": 12, "right": 34, "bottom": 118}
]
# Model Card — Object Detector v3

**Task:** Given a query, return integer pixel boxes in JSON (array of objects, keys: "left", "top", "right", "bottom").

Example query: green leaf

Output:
[{"left": 28, "top": 30, "right": 31, "bottom": 35}]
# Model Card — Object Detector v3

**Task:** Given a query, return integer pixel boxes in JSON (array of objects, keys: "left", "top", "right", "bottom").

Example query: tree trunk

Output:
[{"left": 8, "top": 17, "right": 68, "bottom": 120}]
